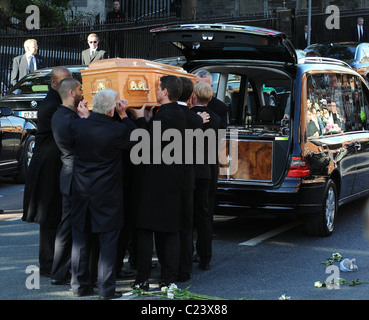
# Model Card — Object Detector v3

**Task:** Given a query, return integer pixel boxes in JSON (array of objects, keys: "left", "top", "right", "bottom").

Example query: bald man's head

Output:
[{"left": 50, "top": 67, "right": 72, "bottom": 90}]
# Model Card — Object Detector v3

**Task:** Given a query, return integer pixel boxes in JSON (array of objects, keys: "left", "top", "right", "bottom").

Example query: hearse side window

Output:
[
  {"left": 306, "top": 73, "right": 346, "bottom": 137},
  {"left": 342, "top": 74, "right": 368, "bottom": 132}
]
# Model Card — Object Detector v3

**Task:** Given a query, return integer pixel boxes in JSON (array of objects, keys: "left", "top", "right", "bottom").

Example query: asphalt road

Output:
[{"left": 1, "top": 176, "right": 369, "bottom": 304}]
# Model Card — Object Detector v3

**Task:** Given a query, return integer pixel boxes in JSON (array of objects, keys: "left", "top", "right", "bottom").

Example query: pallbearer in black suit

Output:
[
  {"left": 177, "top": 77, "right": 209, "bottom": 281},
  {"left": 22, "top": 67, "right": 72, "bottom": 277},
  {"left": 196, "top": 69, "right": 227, "bottom": 129},
  {"left": 190, "top": 82, "right": 220, "bottom": 271},
  {"left": 195, "top": 70, "right": 227, "bottom": 226},
  {"left": 50, "top": 78, "right": 90, "bottom": 285},
  {"left": 70, "top": 89, "right": 136, "bottom": 299},
  {"left": 130, "top": 75, "right": 187, "bottom": 290}
]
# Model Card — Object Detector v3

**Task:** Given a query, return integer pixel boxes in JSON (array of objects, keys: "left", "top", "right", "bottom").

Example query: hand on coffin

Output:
[
  {"left": 198, "top": 111, "right": 210, "bottom": 124},
  {"left": 144, "top": 104, "right": 156, "bottom": 122},
  {"left": 128, "top": 103, "right": 155, "bottom": 122},
  {"left": 116, "top": 99, "right": 129, "bottom": 119},
  {"left": 77, "top": 101, "right": 90, "bottom": 118}
]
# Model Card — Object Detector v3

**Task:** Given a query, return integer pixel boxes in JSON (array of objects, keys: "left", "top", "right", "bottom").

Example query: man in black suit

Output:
[
  {"left": 195, "top": 69, "right": 226, "bottom": 229},
  {"left": 81, "top": 33, "right": 106, "bottom": 66},
  {"left": 196, "top": 69, "right": 227, "bottom": 129},
  {"left": 70, "top": 89, "right": 136, "bottom": 299},
  {"left": 22, "top": 67, "right": 72, "bottom": 277},
  {"left": 130, "top": 75, "right": 187, "bottom": 289},
  {"left": 50, "top": 78, "right": 90, "bottom": 286},
  {"left": 351, "top": 17, "right": 369, "bottom": 42},
  {"left": 297, "top": 25, "right": 318, "bottom": 49},
  {"left": 177, "top": 77, "right": 209, "bottom": 281},
  {"left": 190, "top": 81, "right": 220, "bottom": 271},
  {"left": 106, "top": 0, "right": 125, "bottom": 22},
  {"left": 106, "top": 1, "right": 125, "bottom": 57},
  {"left": 11, "top": 39, "right": 45, "bottom": 85}
]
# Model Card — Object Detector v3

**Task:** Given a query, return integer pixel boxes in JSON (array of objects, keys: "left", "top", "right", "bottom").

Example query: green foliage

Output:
[{"left": 8, "top": 0, "right": 91, "bottom": 29}]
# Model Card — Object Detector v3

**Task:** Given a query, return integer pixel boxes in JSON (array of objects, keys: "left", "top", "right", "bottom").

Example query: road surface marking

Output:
[{"left": 239, "top": 221, "right": 302, "bottom": 246}]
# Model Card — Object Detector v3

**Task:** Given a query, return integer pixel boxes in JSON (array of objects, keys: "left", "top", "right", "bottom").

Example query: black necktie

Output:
[{"left": 28, "top": 56, "right": 34, "bottom": 73}]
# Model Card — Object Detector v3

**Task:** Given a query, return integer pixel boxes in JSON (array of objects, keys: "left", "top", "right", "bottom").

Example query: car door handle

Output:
[{"left": 355, "top": 141, "right": 361, "bottom": 151}]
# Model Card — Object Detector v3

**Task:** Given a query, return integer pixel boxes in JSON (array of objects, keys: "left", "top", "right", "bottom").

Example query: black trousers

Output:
[
  {"left": 136, "top": 228, "right": 179, "bottom": 284},
  {"left": 116, "top": 186, "right": 134, "bottom": 273},
  {"left": 193, "top": 178, "right": 212, "bottom": 265},
  {"left": 71, "top": 226, "right": 120, "bottom": 297},
  {"left": 51, "top": 194, "right": 72, "bottom": 281},
  {"left": 39, "top": 225, "right": 57, "bottom": 275},
  {"left": 179, "top": 189, "right": 194, "bottom": 277}
]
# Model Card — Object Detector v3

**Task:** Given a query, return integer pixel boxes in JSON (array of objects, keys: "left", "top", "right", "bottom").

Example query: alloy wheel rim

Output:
[
  {"left": 27, "top": 140, "right": 35, "bottom": 166},
  {"left": 325, "top": 186, "right": 335, "bottom": 231}
]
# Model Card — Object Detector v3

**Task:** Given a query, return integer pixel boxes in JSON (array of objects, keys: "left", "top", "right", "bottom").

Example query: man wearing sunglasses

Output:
[{"left": 81, "top": 33, "right": 106, "bottom": 66}]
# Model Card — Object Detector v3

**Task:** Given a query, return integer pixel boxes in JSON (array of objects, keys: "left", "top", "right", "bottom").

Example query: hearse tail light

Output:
[{"left": 287, "top": 156, "right": 311, "bottom": 177}]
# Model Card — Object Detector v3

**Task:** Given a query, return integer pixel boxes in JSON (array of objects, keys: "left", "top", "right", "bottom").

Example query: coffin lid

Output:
[{"left": 82, "top": 58, "right": 189, "bottom": 74}]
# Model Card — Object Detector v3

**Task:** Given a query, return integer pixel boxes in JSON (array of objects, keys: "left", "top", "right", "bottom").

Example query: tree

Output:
[{"left": 10, "top": 0, "right": 72, "bottom": 28}]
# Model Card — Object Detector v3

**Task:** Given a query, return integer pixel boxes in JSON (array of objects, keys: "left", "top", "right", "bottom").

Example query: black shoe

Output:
[
  {"left": 99, "top": 291, "right": 122, "bottom": 300},
  {"left": 73, "top": 287, "right": 94, "bottom": 297},
  {"left": 51, "top": 278, "right": 70, "bottom": 285},
  {"left": 116, "top": 270, "right": 135, "bottom": 279},
  {"left": 199, "top": 262, "right": 210, "bottom": 270},
  {"left": 177, "top": 273, "right": 191, "bottom": 282},
  {"left": 131, "top": 280, "right": 150, "bottom": 291}
]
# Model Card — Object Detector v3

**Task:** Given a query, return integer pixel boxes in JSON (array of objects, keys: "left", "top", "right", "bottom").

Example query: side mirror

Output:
[{"left": 0, "top": 107, "right": 13, "bottom": 117}]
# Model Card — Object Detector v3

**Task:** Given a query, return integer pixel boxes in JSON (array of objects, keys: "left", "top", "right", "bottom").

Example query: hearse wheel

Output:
[{"left": 305, "top": 179, "right": 337, "bottom": 236}]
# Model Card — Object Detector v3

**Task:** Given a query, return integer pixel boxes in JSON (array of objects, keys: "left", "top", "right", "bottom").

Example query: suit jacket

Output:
[
  {"left": 22, "top": 88, "right": 62, "bottom": 228},
  {"left": 207, "top": 97, "right": 227, "bottom": 129},
  {"left": 81, "top": 48, "right": 106, "bottom": 65},
  {"left": 297, "top": 32, "right": 318, "bottom": 49},
  {"left": 135, "top": 102, "right": 187, "bottom": 233},
  {"left": 11, "top": 53, "right": 45, "bottom": 85},
  {"left": 70, "top": 112, "right": 136, "bottom": 233},
  {"left": 51, "top": 105, "right": 80, "bottom": 196},
  {"left": 178, "top": 102, "right": 204, "bottom": 191},
  {"left": 351, "top": 25, "right": 369, "bottom": 42},
  {"left": 190, "top": 105, "right": 221, "bottom": 181}
]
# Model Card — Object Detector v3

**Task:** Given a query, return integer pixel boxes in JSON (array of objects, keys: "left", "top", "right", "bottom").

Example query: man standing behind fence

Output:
[
  {"left": 81, "top": 33, "right": 106, "bottom": 66},
  {"left": 106, "top": 0, "right": 126, "bottom": 22},
  {"left": 11, "top": 39, "right": 45, "bottom": 85}
]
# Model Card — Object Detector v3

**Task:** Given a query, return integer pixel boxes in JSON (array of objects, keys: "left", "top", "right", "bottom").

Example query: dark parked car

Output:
[
  {"left": 305, "top": 42, "right": 369, "bottom": 81},
  {"left": 152, "top": 24, "right": 369, "bottom": 236},
  {"left": 0, "top": 106, "right": 37, "bottom": 183},
  {"left": 0, "top": 66, "right": 86, "bottom": 123}
]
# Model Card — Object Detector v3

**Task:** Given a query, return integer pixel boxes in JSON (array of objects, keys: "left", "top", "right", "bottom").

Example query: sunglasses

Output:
[{"left": 89, "top": 41, "right": 98, "bottom": 44}]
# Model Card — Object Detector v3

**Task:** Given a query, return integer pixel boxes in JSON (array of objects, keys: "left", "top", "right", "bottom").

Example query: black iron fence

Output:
[
  {"left": 2, "top": 8, "right": 369, "bottom": 96},
  {"left": 0, "top": 12, "right": 276, "bottom": 96}
]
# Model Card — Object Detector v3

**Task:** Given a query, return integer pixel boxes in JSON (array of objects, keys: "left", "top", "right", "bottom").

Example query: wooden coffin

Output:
[{"left": 80, "top": 58, "right": 196, "bottom": 109}]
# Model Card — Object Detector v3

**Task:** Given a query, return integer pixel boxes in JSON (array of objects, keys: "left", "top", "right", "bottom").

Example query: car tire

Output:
[
  {"left": 305, "top": 179, "right": 337, "bottom": 236},
  {"left": 13, "top": 134, "right": 35, "bottom": 184}
]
